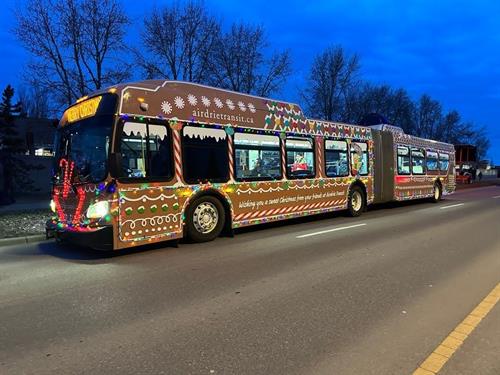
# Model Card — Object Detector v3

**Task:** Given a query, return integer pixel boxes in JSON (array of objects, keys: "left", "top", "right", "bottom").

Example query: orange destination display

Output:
[
  {"left": 64, "top": 95, "right": 102, "bottom": 124},
  {"left": 46, "top": 80, "right": 455, "bottom": 250}
]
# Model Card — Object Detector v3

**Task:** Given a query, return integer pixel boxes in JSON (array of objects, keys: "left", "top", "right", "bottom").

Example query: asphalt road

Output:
[{"left": 1, "top": 186, "right": 499, "bottom": 375}]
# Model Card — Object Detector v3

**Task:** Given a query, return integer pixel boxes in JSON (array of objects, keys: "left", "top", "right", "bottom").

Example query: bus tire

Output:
[
  {"left": 185, "top": 196, "right": 225, "bottom": 243},
  {"left": 431, "top": 182, "right": 442, "bottom": 203},
  {"left": 347, "top": 185, "right": 365, "bottom": 217}
]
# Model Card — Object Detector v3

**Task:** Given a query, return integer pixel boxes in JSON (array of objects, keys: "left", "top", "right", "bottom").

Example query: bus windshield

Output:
[{"left": 53, "top": 115, "right": 113, "bottom": 184}]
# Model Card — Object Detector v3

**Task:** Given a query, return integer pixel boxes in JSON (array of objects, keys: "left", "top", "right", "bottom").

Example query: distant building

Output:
[
  {"left": 454, "top": 144, "right": 478, "bottom": 179},
  {"left": 10, "top": 117, "right": 57, "bottom": 195},
  {"left": 15, "top": 117, "right": 58, "bottom": 157},
  {"left": 454, "top": 144, "right": 477, "bottom": 168},
  {"left": 478, "top": 160, "right": 492, "bottom": 169},
  {"left": 476, "top": 160, "right": 499, "bottom": 179}
]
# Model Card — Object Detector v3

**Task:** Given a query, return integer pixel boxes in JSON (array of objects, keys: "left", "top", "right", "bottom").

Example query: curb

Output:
[{"left": 0, "top": 234, "right": 49, "bottom": 247}]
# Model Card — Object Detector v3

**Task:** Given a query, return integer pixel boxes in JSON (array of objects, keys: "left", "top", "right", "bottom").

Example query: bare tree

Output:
[
  {"left": 406, "top": 95, "right": 489, "bottom": 157},
  {"left": 438, "top": 111, "right": 490, "bottom": 159},
  {"left": 437, "top": 110, "right": 462, "bottom": 143},
  {"left": 209, "top": 23, "right": 292, "bottom": 97},
  {"left": 415, "top": 94, "right": 443, "bottom": 139},
  {"left": 344, "top": 83, "right": 416, "bottom": 132},
  {"left": 300, "top": 45, "right": 489, "bottom": 156},
  {"left": 302, "top": 46, "right": 359, "bottom": 121},
  {"left": 137, "top": 1, "right": 220, "bottom": 83},
  {"left": 15, "top": 0, "right": 130, "bottom": 109},
  {"left": 468, "top": 125, "right": 490, "bottom": 160},
  {"left": 17, "top": 82, "right": 50, "bottom": 118},
  {"left": 136, "top": 2, "right": 290, "bottom": 96}
]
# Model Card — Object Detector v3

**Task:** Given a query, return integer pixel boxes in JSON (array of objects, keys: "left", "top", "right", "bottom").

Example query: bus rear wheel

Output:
[
  {"left": 431, "top": 182, "right": 442, "bottom": 203},
  {"left": 185, "top": 196, "right": 225, "bottom": 242},
  {"left": 347, "top": 186, "right": 365, "bottom": 217}
]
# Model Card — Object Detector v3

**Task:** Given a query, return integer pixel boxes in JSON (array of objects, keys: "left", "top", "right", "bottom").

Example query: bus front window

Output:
[{"left": 53, "top": 115, "right": 113, "bottom": 184}]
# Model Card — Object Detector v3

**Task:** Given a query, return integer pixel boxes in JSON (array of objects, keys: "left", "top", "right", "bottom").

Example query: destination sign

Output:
[{"left": 65, "top": 96, "right": 102, "bottom": 123}]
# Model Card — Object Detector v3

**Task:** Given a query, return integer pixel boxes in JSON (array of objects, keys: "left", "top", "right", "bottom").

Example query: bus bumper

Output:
[{"left": 46, "top": 220, "right": 113, "bottom": 251}]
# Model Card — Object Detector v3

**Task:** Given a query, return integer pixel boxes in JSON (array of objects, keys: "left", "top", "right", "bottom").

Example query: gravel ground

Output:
[{"left": 0, "top": 209, "right": 52, "bottom": 238}]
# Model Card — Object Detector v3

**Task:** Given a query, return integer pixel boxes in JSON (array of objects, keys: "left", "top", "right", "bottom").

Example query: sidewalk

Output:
[
  {"left": 455, "top": 178, "right": 500, "bottom": 190},
  {"left": 440, "top": 287, "right": 500, "bottom": 375}
]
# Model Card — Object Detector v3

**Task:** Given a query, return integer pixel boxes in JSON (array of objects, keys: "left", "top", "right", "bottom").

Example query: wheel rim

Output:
[
  {"left": 351, "top": 191, "right": 362, "bottom": 212},
  {"left": 193, "top": 202, "right": 219, "bottom": 234},
  {"left": 434, "top": 186, "right": 440, "bottom": 200}
]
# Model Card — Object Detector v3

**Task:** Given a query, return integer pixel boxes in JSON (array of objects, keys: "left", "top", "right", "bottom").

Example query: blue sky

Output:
[{"left": 1, "top": 0, "right": 499, "bottom": 162}]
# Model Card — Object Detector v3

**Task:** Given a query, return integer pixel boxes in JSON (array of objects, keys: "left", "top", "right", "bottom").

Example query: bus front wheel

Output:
[
  {"left": 347, "top": 186, "right": 365, "bottom": 217},
  {"left": 185, "top": 196, "right": 225, "bottom": 242}
]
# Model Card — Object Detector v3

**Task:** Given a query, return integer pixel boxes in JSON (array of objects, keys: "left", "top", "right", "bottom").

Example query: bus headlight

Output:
[
  {"left": 86, "top": 201, "right": 110, "bottom": 219},
  {"left": 50, "top": 199, "right": 56, "bottom": 213}
]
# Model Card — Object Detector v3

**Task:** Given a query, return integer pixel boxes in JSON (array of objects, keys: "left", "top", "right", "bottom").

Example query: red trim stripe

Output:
[{"left": 233, "top": 199, "right": 349, "bottom": 221}]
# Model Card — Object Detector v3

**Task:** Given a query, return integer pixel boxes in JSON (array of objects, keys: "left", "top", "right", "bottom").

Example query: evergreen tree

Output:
[{"left": 0, "top": 85, "right": 36, "bottom": 204}]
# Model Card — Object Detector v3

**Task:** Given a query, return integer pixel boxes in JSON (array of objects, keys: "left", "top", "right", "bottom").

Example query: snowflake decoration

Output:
[
  {"left": 174, "top": 96, "right": 185, "bottom": 109},
  {"left": 237, "top": 101, "right": 246, "bottom": 112},
  {"left": 201, "top": 96, "right": 211, "bottom": 107},
  {"left": 187, "top": 94, "right": 197, "bottom": 106},
  {"left": 161, "top": 101, "right": 172, "bottom": 114},
  {"left": 226, "top": 99, "right": 235, "bottom": 110},
  {"left": 247, "top": 103, "right": 256, "bottom": 113},
  {"left": 214, "top": 97, "right": 223, "bottom": 108}
]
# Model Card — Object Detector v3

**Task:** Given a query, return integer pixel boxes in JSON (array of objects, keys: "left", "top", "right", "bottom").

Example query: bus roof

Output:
[
  {"left": 93, "top": 80, "right": 373, "bottom": 141},
  {"left": 80, "top": 80, "right": 453, "bottom": 151},
  {"left": 390, "top": 127, "right": 455, "bottom": 153}
]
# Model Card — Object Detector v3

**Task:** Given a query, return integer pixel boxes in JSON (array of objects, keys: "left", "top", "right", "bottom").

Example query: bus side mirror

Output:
[{"left": 109, "top": 152, "right": 122, "bottom": 178}]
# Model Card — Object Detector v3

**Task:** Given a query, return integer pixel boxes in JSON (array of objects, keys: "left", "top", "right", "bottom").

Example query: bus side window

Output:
[
  {"left": 439, "top": 153, "right": 450, "bottom": 172},
  {"left": 182, "top": 125, "right": 229, "bottom": 184},
  {"left": 397, "top": 146, "right": 410, "bottom": 175},
  {"left": 285, "top": 137, "right": 315, "bottom": 179},
  {"left": 411, "top": 148, "right": 425, "bottom": 175},
  {"left": 121, "top": 122, "right": 148, "bottom": 178},
  {"left": 426, "top": 151, "right": 439, "bottom": 171},
  {"left": 148, "top": 123, "right": 173, "bottom": 179},
  {"left": 234, "top": 133, "right": 281, "bottom": 181},
  {"left": 324, "top": 139, "right": 349, "bottom": 177},
  {"left": 350, "top": 141, "right": 369, "bottom": 176}
]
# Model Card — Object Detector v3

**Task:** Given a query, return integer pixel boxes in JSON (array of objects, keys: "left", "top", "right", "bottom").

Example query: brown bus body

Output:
[
  {"left": 371, "top": 125, "right": 455, "bottom": 203},
  {"left": 47, "top": 81, "right": 455, "bottom": 250}
]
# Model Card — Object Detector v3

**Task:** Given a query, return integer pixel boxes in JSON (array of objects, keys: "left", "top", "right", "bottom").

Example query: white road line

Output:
[
  {"left": 493, "top": 195, "right": 500, "bottom": 199},
  {"left": 440, "top": 203, "right": 465, "bottom": 210},
  {"left": 296, "top": 223, "right": 367, "bottom": 238}
]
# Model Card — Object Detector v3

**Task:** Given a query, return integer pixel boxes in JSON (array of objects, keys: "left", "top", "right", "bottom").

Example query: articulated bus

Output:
[{"left": 46, "top": 81, "right": 455, "bottom": 250}]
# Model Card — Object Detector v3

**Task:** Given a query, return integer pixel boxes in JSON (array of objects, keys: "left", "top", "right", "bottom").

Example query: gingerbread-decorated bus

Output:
[{"left": 46, "top": 80, "right": 455, "bottom": 250}]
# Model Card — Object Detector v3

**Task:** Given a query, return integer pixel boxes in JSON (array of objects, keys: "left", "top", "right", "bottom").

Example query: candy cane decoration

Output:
[
  {"left": 228, "top": 134, "right": 235, "bottom": 181},
  {"left": 53, "top": 191, "right": 65, "bottom": 222},
  {"left": 172, "top": 128, "right": 183, "bottom": 184},
  {"left": 59, "top": 158, "right": 75, "bottom": 199},
  {"left": 72, "top": 186, "right": 86, "bottom": 225},
  {"left": 316, "top": 137, "right": 324, "bottom": 177},
  {"left": 281, "top": 137, "right": 287, "bottom": 179}
]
